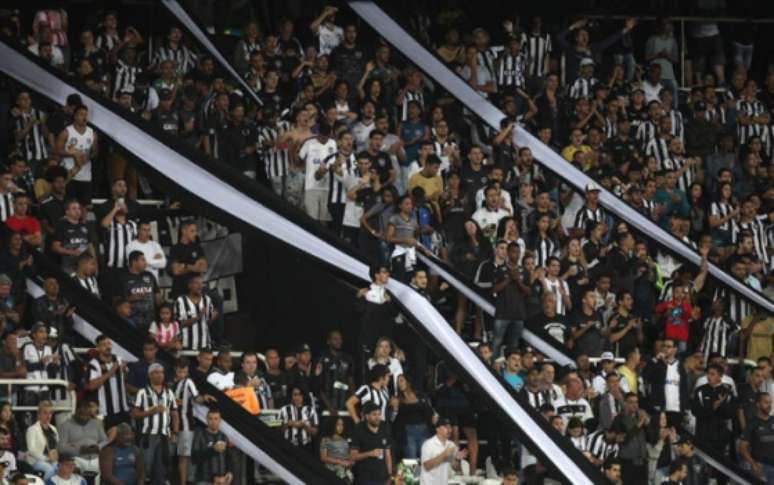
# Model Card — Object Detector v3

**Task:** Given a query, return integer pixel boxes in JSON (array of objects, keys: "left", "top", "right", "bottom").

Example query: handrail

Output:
[{"left": 0, "top": 378, "right": 76, "bottom": 414}]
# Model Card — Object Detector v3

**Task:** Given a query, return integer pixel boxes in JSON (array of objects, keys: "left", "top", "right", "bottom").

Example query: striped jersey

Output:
[
  {"left": 73, "top": 273, "right": 100, "bottom": 298},
  {"left": 699, "top": 316, "right": 734, "bottom": 360},
  {"left": 574, "top": 205, "right": 605, "bottom": 231},
  {"left": 542, "top": 277, "right": 570, "bottom": 315},
  {"left": 644, "top": 137, "right": 670, "bottom": 170},
  {"left": 88, "top": 355, "right": 130, "bottom": 418},
  {"left": 279, "top": 404, "right": 319, "bottom": 446},
  {"left": 736, "top": 99, "right": 765, "bottom": 145},
  {"left": 13, "top": 109, "right": 48, "bottom": 161},
  {"left": 0, "top": 192, "right": 14, "bottom": 222},
  {"left": 112, "top": 61, "right": 142, "bottom": 98},
  {"left": 149, "top": 320, "right": 180, "bottom": 347},
  {"left": 586, "top": 429, "right": 620, "bottom": 462},
  {"left": 173, "top": 377, "right": 199, "bottom": 432},
  {"left": 354, "top": 384, "right": 390, "bottom": 421},
  {"left": 496, "top": 52, "right": 527, "bottom": 90},
  {"left": 521, "top": 31, "right": 552, "bottom": 77},
  {"left": 174, "top": 293, "right": 214, "bottom": 351},
  {"left": 326, "top": 151, "right": 356, "bottom": 205},
  {"left": 733, "top": 217, "right": 770, "bottom": 266},
  {"left": 258, "top": 120, "right": 291, "bottom": 178},
  {"left": 568, "top": 77, "right": 598, "bottom": 99},
  {"left": 134, "top": 385, "right": 178, "bottom": 436},
  {"left": 713, "top": 287, "right": 753, "bottom": 326},
  {"left": 709, "top": 201, "right": 736, "bottom": 233},
  {"left": 152, "top": 44, "right": 198, "bottom": 76},
  {"left": 399, "top": 89, "right": 425, "bottom": 121},
  {"left": 662, "top": 157, "right": 695, "bottom": 193},
  {"left": 104, "top": 219, "right": 137, "bottom": 268}
]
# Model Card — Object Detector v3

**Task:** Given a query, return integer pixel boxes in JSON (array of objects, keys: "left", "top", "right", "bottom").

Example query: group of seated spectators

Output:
[{"left": 1, "top": 2, "right": 774, "bottom": 485}]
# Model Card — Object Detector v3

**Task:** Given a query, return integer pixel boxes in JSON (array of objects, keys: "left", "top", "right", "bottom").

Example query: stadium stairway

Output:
[{"left": 0, "top": 37, "right": 605, "bottom": 483}]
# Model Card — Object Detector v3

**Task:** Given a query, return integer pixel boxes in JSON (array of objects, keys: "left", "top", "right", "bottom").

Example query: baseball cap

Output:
[
  {"left": 627, "top": 185, "right": 641, "bottom": 195},
  {"left": 585, "top": 182, "right": 601, "bottom": 192},
  {"left": 600, "top": 351, "right": 615, "bottom": 362},
  {"left": 693, "top": 101, "right": 707, "bottom": 112},
  {"left": 0, "top": 274, "right": 11, "bottom": 286},
  {"left": 58, "top": 452, "right": 75, "bottom": 463},
  {"left": 580, "top": 57, "right": 595, "bottom": 67},
  {"left": 295, "top": 343, "right": 311, "bottom": 354},
  {"left": 48, "top": 326, "right": 59, "bottom": 339},
  {"left": 118, "top": 86, "right": 135, "bottom": 96},
  {"left": 435, "top": 417, "right": 452, "bottom": 428},
  {"left": 147, "top": 363, "right": 165, "bottom": 375},
  {"left": 675, "top": 435, "right": 693, "bottom": 446}
]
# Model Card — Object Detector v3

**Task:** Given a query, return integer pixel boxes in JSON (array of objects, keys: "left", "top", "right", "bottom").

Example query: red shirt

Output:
[
  {"left": 6, "top": 215, "right": 41, "bottom": 235},
  {"left": 655, "top": 300, "right": 693, "bottom": 342}
]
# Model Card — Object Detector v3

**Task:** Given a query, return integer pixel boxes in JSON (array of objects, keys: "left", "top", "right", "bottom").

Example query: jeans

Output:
[
  {"left": 404, "top": 423, "right": 429, "bottom": 459},
  {"left": 141, "top": 435, "right": 171, "bottom": 485},
  {"left": 493, "top": 319, "right": 524, "bottom": 357},
  {"left": 762, "top": 463, "right": 774, "bottom": 484},
  {"left": 733, "top": 43, "right": 754, "bottom": 70},
  {"left": 397, "top": 165, "right": 411, "bottom": 196},
  {"left": 613, "top": 53, "right": 637, "bottom": 81},
  {"left": 33, "top": 461, "right": 57, "bottom": 481}
]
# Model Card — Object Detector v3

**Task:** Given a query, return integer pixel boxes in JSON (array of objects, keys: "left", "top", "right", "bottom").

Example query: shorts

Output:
[
  {"left": 691, "top": 34, "right": 725, "bottom": 67},
  {"left": 304, "top": 190, "right": 332, "bottom": 222},
  {"left": 103, "top": 411, "right": 130, "bottom": 430},
  {"left": 177, "top": 430, "right": 195, "bottom": 457}
]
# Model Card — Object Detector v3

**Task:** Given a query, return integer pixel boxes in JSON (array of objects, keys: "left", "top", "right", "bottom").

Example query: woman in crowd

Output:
[{"left": 319, "top": 417, "right": 353, "bottom": 482}]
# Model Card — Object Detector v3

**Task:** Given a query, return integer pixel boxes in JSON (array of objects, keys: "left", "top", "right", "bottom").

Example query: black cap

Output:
[
  {"left": 59, "top": 452, "right": 76, "bottom": 463},
  {"left": 435, "top": 417, "right": 452, "bottom": 428},
  {"left": 675, "top": 435, "right": 693, "bottom": 446},
  {"left": 66, "top": 94, "right": 83, "bottom": 107},
  {"left": 693, "top": 101, "right": 707, "bottom": 112},
  {"left": 295, "top": 343, "right": 311, "bottom": 354},
  {"left": 627, "top": 185, "right": 641, "bottom": 195},
  {"left": 362, "top": 402, "right": 380, "bottom": 415}
]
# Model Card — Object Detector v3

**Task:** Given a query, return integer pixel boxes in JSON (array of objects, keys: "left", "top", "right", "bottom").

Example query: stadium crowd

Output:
[{"left": 0, "top": 2, "right": 773, "bottom": 485}]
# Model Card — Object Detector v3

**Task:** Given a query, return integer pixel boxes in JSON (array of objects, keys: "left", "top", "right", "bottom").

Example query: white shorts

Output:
[
  {"left": 304, "top": 190, "right": 332, "bottom": 222},
  {"left": 177, "top": 430, "right": 195, "bottom": 457}
]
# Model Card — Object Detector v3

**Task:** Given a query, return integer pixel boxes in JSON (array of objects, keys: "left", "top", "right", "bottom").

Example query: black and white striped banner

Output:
[
  {"left": 346, "top": 1, "right": 773, "bottom": 316},
  {"left": 0, "top": 39, "right": 599, "bottom": 484}
]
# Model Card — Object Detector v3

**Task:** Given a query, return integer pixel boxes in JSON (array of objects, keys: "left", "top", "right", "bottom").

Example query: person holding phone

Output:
[{"left": 691, "top": 363, "right": 736, "bottom": 458}]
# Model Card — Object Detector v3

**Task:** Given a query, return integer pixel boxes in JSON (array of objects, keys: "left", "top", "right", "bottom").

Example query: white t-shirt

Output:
[
  {"left": 664, "top": 360, "right": 681, "bottom": 412},
  {"left": 642, "top": 79, "right": 664, "bottom": 104},
  {"left": 553, "top": 396, "right": 594, "bottom": 426},
  {"left": 471, "top": 207, "right": 509, "bottom": 242},
  {"left": 337, "top": 170, "right": 369, "bottom": 228},
  {"left": 300, "top": 137, "right": 338, "bottom": 191},
  {"left": 125, "top": 239, "right": 166, "bottom": 283},
  {"left": 475, "top": 187, "right": 513, "bottom": 214},
  {"left": 206, "top": 370, "right": 235, "bottom": 391},
  {"left": 420, "top": 435, "right": 457, "bottom": 485},
  {"left": 317, "top": 23, "right": 343, "bottom": 56},
  {"left": 352, "top": 120, "right": 375, "bottom": 153},
  {"left": 61, "top": 125, "right": 96, "bottom": 182}
]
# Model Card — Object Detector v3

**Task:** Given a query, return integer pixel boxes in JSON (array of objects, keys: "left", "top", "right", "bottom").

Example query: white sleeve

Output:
[{"left": 148, "top": 242, "right": 167, "bottom": 270}]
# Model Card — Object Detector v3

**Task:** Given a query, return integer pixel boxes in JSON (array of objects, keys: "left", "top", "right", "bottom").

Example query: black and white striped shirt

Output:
[
  {"left": 710, "top": 201, "right": 736, "bottom": 233},
  {"left": 636, "top": 120, "right": 658, "bottom": 147},
  {"left": 50, "top": 343, "right": 77, "bottom": 401},
  {"left": 521, "top": 32, "right": 552, "bottom": 77},
  {"left": 699, "top": 316, "right": 734, "bottom": 360},
  {"left": 134, "top": 385, "right": 177, "bottom": 436},
  {"left": 667, "top": 109, "right": 684, "bottom": 142},
  {"left": 0, "top": 192, "right": 14, "bottom": 222},
  {"left": 13, "top": 109, "right": 48, "bottom": 161},
  {"left": 73, "top": 273, "right": 100, "bottom": 298},
  {"left": 568, "top": 77, "right": 598, "bottom": 99},
  {"left": 258, "top": 121, "right": 291, "bottom": 178},
  {"left": 400, "top": 89, "right": 425, "bottom": 121},
  {"left": 602, "top": 117, "right": 617, "bottom": 139},
  {"left": 96, "top": 32, "right": 119, "bottom": 52},
  {"left": 175, "top": 294, "right": 214, "bottom": 351},
  {"left": 529, "top": 236, "right": 558, "bottom": 268},
  {"left": 174, "top": 377, "right": 199, "bottom": 432},
  {"left": 112, "top": 61, "right": 142, "bottom": 98},
  {"left": 574, "top": 205, "right": 605, "bottom": 231},
  {"left": 152, "top": 44, "right": 197, "bottom": 76},
  {"left": 88, "top": 355, "right": 130, "bottom": 418},
  {"left": 520, "top": 387, "right": 550, "bottom": 409},
  {"left": 705, "top": 105, "right": 727, "bottom": 126},
  {"left": 662, "top": 157, "right": 694, "bottom": 193},
  {"left": 644, "top": 137, "right": 670, "bottom": 170},
  {"left": 279, "top": 404, "right": 318, "bottom": 446},
  {"left": 477, "top": 47, "right": 502, "bottom": 80},
  {"left": 733, "top": 217, "right": 770, "bottom": 266},
  {"left": 326, "top": 151, "right": 356, "bottom": 205},
  {"left": 354, "top": 384, "right": 389, "bottom": 421},
  {"left": 586, "top": 430, "right": 619, "bottom": 462},
  {"left": 713, "top": 287, "right": 753, "bottom": 326},
  {"left": 543, "top": 278, "right": 570, "bottom": 315},
  {"left": 105, "top": 220, "right": 137, "bottom": 269},
  {"left": 736, "top": 99, "right": 765, "bottom": 145},
  {"left": 496, "top": 52, "right": 527, "bottom": 90}
]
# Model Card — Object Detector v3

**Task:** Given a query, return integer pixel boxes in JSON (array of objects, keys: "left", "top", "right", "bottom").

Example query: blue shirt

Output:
[
  {"left": 502, "top": 370, "right": 524, "bottom": 392},
  {"left": 399, "top": 121, "right": 427, "bottom": 166}
]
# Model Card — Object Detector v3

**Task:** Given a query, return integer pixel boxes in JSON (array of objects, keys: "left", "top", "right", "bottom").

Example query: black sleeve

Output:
[
  {"left": 168, "top": 244, "right": 184, "bottom": 266},
  {"left": 52, "top": 220, "right": 66, "bottom": 244}
]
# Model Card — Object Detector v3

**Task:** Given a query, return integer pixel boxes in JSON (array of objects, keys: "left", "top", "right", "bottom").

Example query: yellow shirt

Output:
[
  {"left": 560, "top": 144, "right": 592, "bottom": 162},
  {"left": 617, "top": 364, "right": 637, "bottom": 395},
  {"left": 408, "top": 172, "right": 443, "bottom": 201},
  {"left": 742, "top": 315, "right": 774, "bottom": 361}
]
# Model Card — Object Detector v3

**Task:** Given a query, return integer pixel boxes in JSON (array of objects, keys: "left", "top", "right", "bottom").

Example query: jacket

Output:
[
  {"left": 26, "top": 421, "right": 59, "bottom": 465},
  {"left": 642, "top": 357, "right": 690, "bottom": 412},
  {"left": 691, "top": 383, "right": 736, "bottom": 444}
]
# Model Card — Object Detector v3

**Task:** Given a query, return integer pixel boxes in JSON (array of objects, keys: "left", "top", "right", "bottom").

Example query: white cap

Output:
[
  {"left": 580, "top": 57, "right": 595, "bottom": 67},
  {"left": 585, "top": 182, "right": 601, "bottom": 192},
  {"left": 600, "top": 351, "right": 615, "bottom": 361}
]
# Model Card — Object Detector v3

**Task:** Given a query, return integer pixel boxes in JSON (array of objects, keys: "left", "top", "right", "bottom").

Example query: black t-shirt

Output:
[
  {"left": 350, "top": 421, "right": 392, "bottom": 481},
  {"left": 459, "top": 163, "right": 491, "bottom": 198},
  {"left": 168, "top": 241, "right": 206, "bottom": 298},
  {"left": 533, "top": 312, "right": 568, "bottom": 345},
  {"left": 742, "top": 415, "right": 774, "bottom": 465},
  {"left": 608, "top": 311, "right": 640, "bottom": 358},
  {"left": 362, "top": 150, "right": 393, "bottom": 184},
  {"left": 493, "top": 264, "right": 527, "bottom": 320},
  {"left": 119, "top": 270, "right": 158, "bottom": 329},
  {"left": 264, "top": 371, "right": 289, "bottom": 407},
  {"left": 569, "top": 309, "right": 607, "bottom": 357},
  {"left": 40, "top": 196, "right": 66, "bottom": 230},
  {"left": 53, "top": 219, "right": 90, "bottom": 273}
]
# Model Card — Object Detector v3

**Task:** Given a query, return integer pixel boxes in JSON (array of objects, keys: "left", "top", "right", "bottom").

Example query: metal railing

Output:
[{"left": 0, "top": 379, "right": 76, "bottom": 414}]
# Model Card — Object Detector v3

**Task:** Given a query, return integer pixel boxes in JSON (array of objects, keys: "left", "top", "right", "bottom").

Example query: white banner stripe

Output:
[
  {"left": 348, "top": 1, "right": 773, "bottom": 315},
  {"left": 0, "top": 41, "right": 595, "bottom": 485},
  {"left": 160, "top": 0, "right": 262, "bottom": 107}
]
